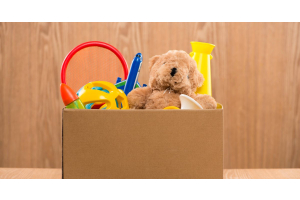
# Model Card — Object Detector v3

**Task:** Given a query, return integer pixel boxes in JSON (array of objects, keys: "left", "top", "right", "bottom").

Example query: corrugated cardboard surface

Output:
[{"left": 62, "top": 109, "right": 223, "bottom": 179}]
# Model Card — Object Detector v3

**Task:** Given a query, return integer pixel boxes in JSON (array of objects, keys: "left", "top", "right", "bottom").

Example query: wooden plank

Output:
[
  {"left": 222, "top": 23, "right": 300, "bottom": 168},
  {"left": 0, "top": 168, "right": 299, "bottom": 179},
  {"left": 0, "top": 22, "right": 299, "bottom": 168},
  {"left": 224, "top": 169, "right": 300, "bottom": 179},
  {"left": 0, "top": 168, "right": 61, "bottom": 179}
]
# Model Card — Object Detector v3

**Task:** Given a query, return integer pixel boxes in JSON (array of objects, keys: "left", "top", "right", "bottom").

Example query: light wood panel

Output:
[
  {"left": 0, "top": 168, "right": 61, "bottom": 179},
  {"left": 224, "top": 169, "right": 300, "bottom": 179},
  {"left": 1, "top": 168, "right": 299, "bottom": 179},
  {"left": 0, "top": 22, "right": 299, "bottom": 168}
]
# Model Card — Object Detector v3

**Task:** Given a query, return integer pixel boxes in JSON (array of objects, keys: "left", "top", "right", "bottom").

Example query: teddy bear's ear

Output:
[{"left": 149, "top": 55, "right": 161, "bottom": 70}]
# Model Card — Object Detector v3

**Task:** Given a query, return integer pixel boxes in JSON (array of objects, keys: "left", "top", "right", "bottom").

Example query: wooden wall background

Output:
[{"left": 0, "top": 22, "right": 299, "bottom": 169}]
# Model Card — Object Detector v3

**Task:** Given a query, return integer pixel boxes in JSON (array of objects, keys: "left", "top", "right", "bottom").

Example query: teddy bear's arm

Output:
[
  {"left": 192, "top": 94, "right": 217, "bottom": 109},
  {"left": 127, "top": 87, "right": 152, "bottom": 109}
]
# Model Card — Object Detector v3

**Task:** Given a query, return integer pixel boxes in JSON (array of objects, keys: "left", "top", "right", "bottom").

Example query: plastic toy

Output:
[
  {"left": 115, "top": 53, "right": 147, "bottom": 92},
  {"left": 179, "top": 94, "right": 203, "bottom": 109},
  {"left": 163, "top": 95, "right": 203, "bottom": 110},
  {"left": 190, "top": 41, "right": 215, "bottom": 96},
  {"left": 60, "top": 83, "right": 85, "bottom": 109},
  {"left": 82, "top": 86, "right": 123, "bottom": 109},
  {"left": 123, "top": 53, "right": 143, "bottom": 95},
  {"left": 81, "top": 86, "right": 110, "bottom": 109},
  {"left": 163, "top": 106, "right": 180, "bottom": 109},
  {"left": 77, "top": 81, "right": 129, "bottom": 110},
  {"left": 115, "top": 77, "right": 143, "bottom": 90},
  {"left": 60, "top": 41, "right": 129, "bottom": 93}
]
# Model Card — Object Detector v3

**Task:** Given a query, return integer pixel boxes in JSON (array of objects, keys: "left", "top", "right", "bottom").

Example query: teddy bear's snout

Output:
[{"left": 170, "top": 67, "right": 177, "bottom": 77}]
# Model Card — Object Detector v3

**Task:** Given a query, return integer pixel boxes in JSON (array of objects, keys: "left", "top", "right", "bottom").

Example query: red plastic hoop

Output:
[{"left": 61, "top": 41, "right": 128, "bottom": 84}]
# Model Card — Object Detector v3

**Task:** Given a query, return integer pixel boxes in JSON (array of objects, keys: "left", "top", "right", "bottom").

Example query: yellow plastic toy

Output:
[
  {"left": 77, "top": 81, "right": 129, "bottom": 110},
  {"left": 163, "top": 106, "right": 180, "bottom": 110},
  {"left": 190, "top": 41, "right": 215, "bottom": 96}
]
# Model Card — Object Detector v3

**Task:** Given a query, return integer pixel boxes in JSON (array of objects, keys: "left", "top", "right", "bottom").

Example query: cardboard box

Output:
[{"left": 62, "top": 109, "right": 223, "bottom": 179}]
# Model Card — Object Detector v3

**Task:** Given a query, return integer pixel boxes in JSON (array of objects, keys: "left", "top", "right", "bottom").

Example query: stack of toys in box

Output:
[{"left": 60, "top": 41, "right": 217, "bottom": 110}]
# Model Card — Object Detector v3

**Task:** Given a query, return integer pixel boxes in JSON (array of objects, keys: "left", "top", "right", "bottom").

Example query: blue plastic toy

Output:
[
  {"left": 123, "top": 53, "right": 143, "bottom": 95},
  {"left": 115, "top": 53, "right": 147, "bottom": 94}
]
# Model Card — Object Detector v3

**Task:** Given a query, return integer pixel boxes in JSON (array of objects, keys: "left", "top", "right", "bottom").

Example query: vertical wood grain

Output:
[
  {"left": 0, "top": 22, "right": 299, "bottom": 168},
  {"left": 223, "top": 23, "right": 300, "bottom": 168},
  {"left": 0, "top": 23, "right": 63, "bottom": 167}
]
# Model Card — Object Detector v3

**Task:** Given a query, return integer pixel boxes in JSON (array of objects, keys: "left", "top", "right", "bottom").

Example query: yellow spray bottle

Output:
[{"left": 190, "top": 41, "right": 215, "bottom": 96}]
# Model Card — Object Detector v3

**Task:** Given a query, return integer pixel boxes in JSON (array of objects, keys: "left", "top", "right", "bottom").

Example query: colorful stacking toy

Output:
[{"left": 77, "top": 81, "right": 129, "bottom": 110}]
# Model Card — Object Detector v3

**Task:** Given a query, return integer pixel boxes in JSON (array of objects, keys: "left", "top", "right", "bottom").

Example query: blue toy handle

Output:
[{"left": 124, "top": 53, "right": 143, "bottom": 95}]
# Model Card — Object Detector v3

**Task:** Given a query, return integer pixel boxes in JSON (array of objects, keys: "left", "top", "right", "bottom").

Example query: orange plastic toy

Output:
[{"left": 60, "top": 83, "right": 85, "bottom": 109}]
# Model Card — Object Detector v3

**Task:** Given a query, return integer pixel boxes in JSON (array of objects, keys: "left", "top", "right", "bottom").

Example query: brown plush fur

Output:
[{"left": 127, "top": 50, "right": 217, "bottom": 109}]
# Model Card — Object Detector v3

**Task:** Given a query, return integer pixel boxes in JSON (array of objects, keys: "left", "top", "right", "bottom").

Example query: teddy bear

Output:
[{"left": 127, "top": 50, "right": 217, "bottom": 109}]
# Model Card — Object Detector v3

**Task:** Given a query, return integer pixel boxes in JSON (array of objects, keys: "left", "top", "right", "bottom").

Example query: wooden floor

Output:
[
  {"left": 0, "top": 168, "right": 62, "bottom": 179},
  {"left": 224, "top": 169, "right": 300, "bottom": 179},
  {"left": 0, "top": 168, "right": 299, "bottom": 179}
]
